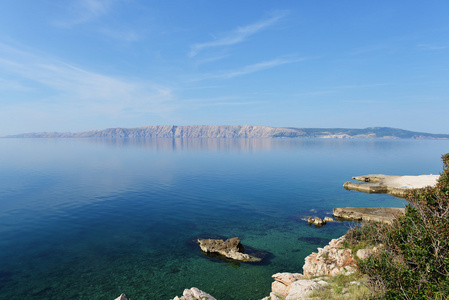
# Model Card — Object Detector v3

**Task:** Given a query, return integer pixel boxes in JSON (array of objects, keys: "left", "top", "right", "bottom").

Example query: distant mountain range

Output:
[{"left": 5, "top": 125, "right": 449, "bottom": 139}]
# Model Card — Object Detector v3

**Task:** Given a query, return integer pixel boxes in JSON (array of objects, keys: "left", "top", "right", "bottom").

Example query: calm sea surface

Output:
[{"left": 0, "top": 138, "right": 448, "bottom": 299}]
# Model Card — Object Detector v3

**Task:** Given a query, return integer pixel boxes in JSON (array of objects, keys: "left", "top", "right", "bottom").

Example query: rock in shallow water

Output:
[
  {"left": 197, "top": 237, "right": 262, "bottom": 262},
  {"left": 171, "top": 287, "right": 216, "bottom": 300}
]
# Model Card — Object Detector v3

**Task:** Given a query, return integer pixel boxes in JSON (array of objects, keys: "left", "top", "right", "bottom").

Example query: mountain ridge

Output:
[{"left": 4, "top": 125, "right": 449, "bottom": 139}]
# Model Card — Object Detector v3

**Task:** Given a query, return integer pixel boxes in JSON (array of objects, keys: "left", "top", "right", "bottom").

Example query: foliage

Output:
[
  {"left": 308, "top": 272, "right": 376, "bottom": 299},
  {"left": 354, "top": 153, "right": 449, "bottom": 299}
]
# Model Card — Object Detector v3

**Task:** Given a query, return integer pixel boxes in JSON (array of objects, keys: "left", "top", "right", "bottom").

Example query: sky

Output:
[{"left": 1, "top": 0, "right": 449, "bottom": 136}]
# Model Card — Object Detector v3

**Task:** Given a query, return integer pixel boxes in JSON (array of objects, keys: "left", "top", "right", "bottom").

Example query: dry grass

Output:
[{"left": 308, "top": 272, "right": 377, "bottom": 299}]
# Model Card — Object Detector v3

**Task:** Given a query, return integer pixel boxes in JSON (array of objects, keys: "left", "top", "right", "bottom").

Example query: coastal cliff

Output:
[{"left": 6, "top": 125, "right": 449, "bottom": 139}]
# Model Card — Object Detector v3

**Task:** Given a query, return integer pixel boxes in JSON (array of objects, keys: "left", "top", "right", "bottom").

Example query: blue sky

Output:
[{"left": 1, "top": 0, "right": 449, "bottom": 135}]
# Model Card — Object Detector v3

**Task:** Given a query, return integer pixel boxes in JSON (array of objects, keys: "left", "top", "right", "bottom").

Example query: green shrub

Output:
[{"left": 357, "top": 153, "right": 449, "bottom": 299}]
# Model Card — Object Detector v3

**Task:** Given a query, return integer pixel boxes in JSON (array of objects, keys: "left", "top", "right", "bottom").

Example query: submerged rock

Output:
[
  {"left": 197, "top": 237, "right": 262, "bottom": 262},
  {"left": 171, "top": 287, "right": 216, "bottom": 300}
]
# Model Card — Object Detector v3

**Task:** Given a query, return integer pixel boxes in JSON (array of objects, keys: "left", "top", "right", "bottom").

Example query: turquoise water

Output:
[{"left": 0, "top": 138, "right": 448, "bottom": 299}]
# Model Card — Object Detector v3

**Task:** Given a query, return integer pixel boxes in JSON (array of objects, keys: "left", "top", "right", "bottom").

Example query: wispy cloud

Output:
[
  {"left": 56, "top": 0, "right": 115, "bottom": 26},
  {"left": 55, "top": 0, "right": 143, "bottom": 42},
  {"left": 183, "top": 96, "right": 266, "bottom": 108},
  {"left": 189, "top": 11, "right": 288, "bottom": 57},
  {"left": 417, "top": 43, "right": 449, "bottom": 51},
  {"left": 296, "top": 83, "right": 388, "bottom": 97},
  {"left": 0, "top": 43, "right": 174, "bottom": 116},
  {"left": 331, "top": 83, "right": 388, "bottom": 89},
  {"left": 196, "top": 56, "right": 307, "bottom": 80},
  {"left": 0, "top": 77, "right": 31, "bottom": 91},
  {"left": 341, "top": 99, "right": 387, "bottom": 104},
  {"left": 350, "top": 44, "right": 390, "bottom": 56},
  {"left": 98, "top": 28, "right": 142, "bottom": 42}
]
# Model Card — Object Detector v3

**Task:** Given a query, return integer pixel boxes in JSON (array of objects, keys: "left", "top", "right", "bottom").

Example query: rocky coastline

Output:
[
  {"left": 333, "top": 207, "right": 405, "bottom": 224},
  {"left": 114, "top": 173, "right": 437, "bottom": 299},
  {"left": 115, "top": 236, "right": 375, "bottom": 300},
  {"left": 343, "top": 174, "right": 439, "bottom": 197}
]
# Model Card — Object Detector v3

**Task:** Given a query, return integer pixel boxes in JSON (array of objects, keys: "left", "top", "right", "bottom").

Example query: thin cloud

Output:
[
  {"left": 56, "top": 0, "right": 116, "bottom": 27},
  {"left": 350, "top": 44, "right": 389, "bottom": 56},
  {"left": 197, "top": 56, "right": 307, "bottom": 80},
  {"left": 0, "top": 43, "right": 174, "bottom": 115},
  {"left": 183, "top": 96, "right": 265, "bottom": 108},
  {"left": 189, "top": 11, "right": 288, "bottom": 57},
  {"left": 417, "top": 44, "right": 449, "bottom": 51},
  {"left": 0, "top": 77, "right": 31, "bottom": 91},
  {"left": 341, "top": 99, "right": 387, "bottom": 104},
  {"left": 98, "top": 28, "right": 142, "bottom": 42},
  {"left": 332, "top": 83, "right": 388, "bottom": 89},
  {"left": 296, "top": 83, "right": 388, "bottom": 97}
]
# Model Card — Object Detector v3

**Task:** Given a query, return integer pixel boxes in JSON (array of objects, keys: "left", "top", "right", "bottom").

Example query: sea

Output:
[{"left": 0, "top": 138, "right": 448, "bottom": 299}]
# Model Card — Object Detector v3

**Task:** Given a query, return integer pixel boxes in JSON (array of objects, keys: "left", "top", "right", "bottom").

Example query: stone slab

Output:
[{"left": 333, "top": 207, "right": 405, "bottom": 224}]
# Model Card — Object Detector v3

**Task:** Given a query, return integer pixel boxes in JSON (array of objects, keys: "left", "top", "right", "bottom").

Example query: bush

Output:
[{"left": 357, "top": 153, "right": 449, "bottom": 299}]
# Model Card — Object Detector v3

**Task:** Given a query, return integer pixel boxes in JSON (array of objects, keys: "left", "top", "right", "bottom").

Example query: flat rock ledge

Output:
[
  {"left": 263, "top": 237, "right": 357, "bottom": 299},
  {"left": 333, "top": 207, "right": 405, "bottom": 224},
  {"left": 343, "top": 174, "right": 439, "bottom": 197},
  {"left": 197, "top": 237, "right": 262, "bottom": 262}
]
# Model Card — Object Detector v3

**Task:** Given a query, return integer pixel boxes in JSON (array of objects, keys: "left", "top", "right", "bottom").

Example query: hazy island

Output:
[{"left": 5, "top": 125, "right": 449, "bottom": 139}]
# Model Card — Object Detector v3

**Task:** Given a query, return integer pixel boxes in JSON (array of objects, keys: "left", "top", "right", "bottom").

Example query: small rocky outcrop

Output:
[
  {"left": 305, "top": 216, "right": 333, "bottom": 227},
  {"left": 171, "top": 287, "right": 216, "bottom": 300},
  {"left": 302, "top": 237, "right": 356, "bottom": 277},
  {"left": 114, "top": 294, "right": 129, "bottom": 300},
  {"left": 263, "top": 236, "right": 358, "bottom": 299},
  {"left": 197, "top": 237, "right": 262, "bottom": 262},
  {"left": 307, "top": 217, "right": 325, "bottom": 226},
  {"left": 333, "top": 207, "right": 405, "bottom": 224},
  {"left": 263, "top": 273, "right": 328, "bottom": 300}
]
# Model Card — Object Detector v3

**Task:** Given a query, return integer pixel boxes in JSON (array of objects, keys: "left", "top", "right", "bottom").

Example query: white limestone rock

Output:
[
  {"left": 197, "top": 237, "right": 261, "bottom": 262},
  {"left": 303, "top": 237, "right": 356, "bottom": 278},
  {"left": 171, "top": 287, "right": 216, "bottom": 300},
  {"left": 356, "top": 248, "right": 374, "bottom": 260},
  {"left": 285, "top": 279, "right": 328, "bottom": 299},
  {"left": 114, "top": 294, "right": 129, "bottom": 300}
]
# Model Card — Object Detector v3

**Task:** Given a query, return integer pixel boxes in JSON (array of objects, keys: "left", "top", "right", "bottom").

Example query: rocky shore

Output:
[
  {"left": 114, "top": 173, "right": 439, "bottom": 299},
  {"left": 343, "top": 174, "right": 439, "bottom": 197},
  {"left": 262, "top": 236, "right": 362, "bottom": 299},
  {"left": 115, "top": 235, "right": 379, "bottom": 300},
  {"left": 333, "top": 207, "right": 405, "bottom": 224}
]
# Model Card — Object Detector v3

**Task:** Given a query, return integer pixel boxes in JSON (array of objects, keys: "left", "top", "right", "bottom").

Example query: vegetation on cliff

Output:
[{"left": 346, "top": 153, "right": 449, "bottom": 299}]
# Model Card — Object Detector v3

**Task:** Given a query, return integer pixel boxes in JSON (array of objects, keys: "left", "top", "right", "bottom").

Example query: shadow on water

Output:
[{"left": 297, "top": 236, "right": 332, "bottom": 246}]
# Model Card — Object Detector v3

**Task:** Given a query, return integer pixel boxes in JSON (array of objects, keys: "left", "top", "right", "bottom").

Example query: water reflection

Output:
[{"left": 74, "top": 137, "right": 420, "bottom": 153}]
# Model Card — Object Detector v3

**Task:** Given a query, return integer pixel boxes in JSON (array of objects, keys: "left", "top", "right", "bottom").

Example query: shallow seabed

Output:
[{"left": 0, "top": 138, "right": 447, "bottom": 299}]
